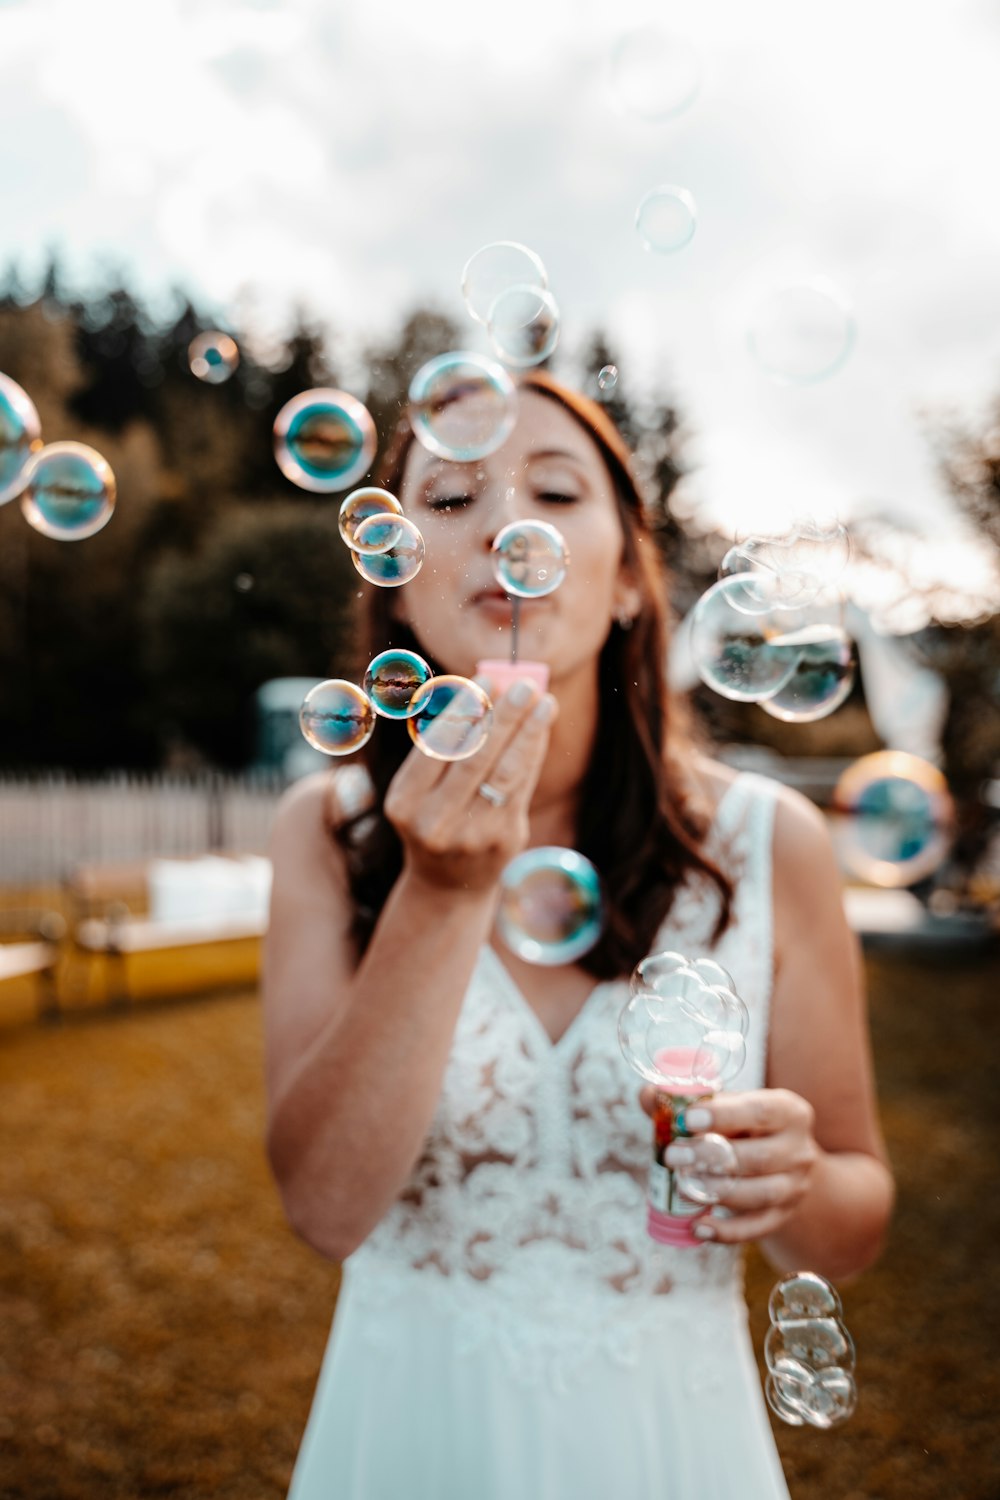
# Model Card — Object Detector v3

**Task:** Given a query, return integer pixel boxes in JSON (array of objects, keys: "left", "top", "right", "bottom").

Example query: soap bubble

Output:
[
  {"left": 689, "top": 574, "right": 802, "bottom": 702},
  {"left": 299, "top": 679, "right": 376, "bottom": 756},
  {"left": 273, "top": 389, "right": 377, "bottom": 492},
  {"left": 765, "top": 1362, "right": 812, "bottom": 1426},
  {"left": 597, "top": 364, "right": 619, "bottom": 393},
  {"left": 609, "top": 25, "right": 702, "bottom": 120},
  {"left": 462, "top": 241, "right": 548, "bottom": 326},
  {"left": 20, "top": 442, "right": 116, "bottom": 540},
  {"left": 408, "top": 351, "right": 517, "bottom": 462},
  {"left": 747, "top": 280, "right": 856, "bottom": 384},
  {"left": 769, "top": 1272, "right": 843, "bottom": 1324},
  {"left": 636, "top": 185, "right": 697, "bottom": 254},
  {"left": 497, "top": 846, "right": 603, "bottom": 966},
  {"left": 339, "top": 487, "right": 403, "bottom": 552},
  {"left": 351, "top": 514, "right": 425, "bottom": 586},
  {"left": 766, "top": 1318, "right": 855, "bottom": 1378},
  {"left": 487, "top": 285, "right": 560, "bottom": 368},
  {"left": 363, "top": 648, "right": 432, "bottom": 719},
  {"left": 720, "top": 521, "right": 851, "bottom": 605},
  {"left": 674, "top": 1132, "right": 740, "bottom": 1206},
  {"left": 758, "top": 623, "right": 856, "bottom": 722},
  {"left": 188, "top": 331, "right": 239, "bottom": 385},
  {"left": 619, "top": 971, "right": 747, "bottom": 1091},
  {"left": 0, "top": 372, "right": 42, "bottom": 506},
  {"left": 407, "top": 675, "right": 493, "bottom": 761},
  {"left": 632, "top": 951, "right": 749, "bottom": 1037},
  {"left": 830, "top": 751, "right": 954, "bottom": 887},
  {"left": 492, "top": 519, "right": 568, "bottom": 599}
]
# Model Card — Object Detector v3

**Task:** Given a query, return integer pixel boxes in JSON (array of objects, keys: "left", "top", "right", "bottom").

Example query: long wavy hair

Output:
[{"left": 333, "top": 369, "right": 733, "bottom": 979}]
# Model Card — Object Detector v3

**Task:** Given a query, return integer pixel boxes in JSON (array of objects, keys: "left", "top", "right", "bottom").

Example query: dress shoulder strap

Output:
[{"left": 321, "top": 763, "right": 375, "bottom": 837}]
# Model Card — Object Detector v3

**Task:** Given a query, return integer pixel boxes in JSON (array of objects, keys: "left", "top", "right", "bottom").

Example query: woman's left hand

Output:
[{"left": 640, "top": 1086, "right": 821, "bottom": 1243}]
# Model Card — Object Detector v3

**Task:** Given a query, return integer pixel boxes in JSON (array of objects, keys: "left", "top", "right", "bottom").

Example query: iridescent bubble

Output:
[
  {"left": 408, "top": 351, "right": 517, "bottom": 463},
  {"left": 758, "top": 623, "right": 856, "bottom": 723},
  {"left": 406, "top": 675, "right": 493, "bottom": 762},
  {"left": 609, "top": 25, "right": 702, "bottom": 121},
  {"left": 497, "top": 846, "right": 603, "bottom": 966},
  {"left": 765, "top": 1318, "right": 856, "bottom": 1376},
  {"left": 188, "top": 331, "right": 239, "bottom": 385},
  {"left": 831, "top": 751, "right": 954, "bottom": 888},
  {"left": 491, "top": 519, "right": 568, "bottom": 599},
  {"left": 20, "top": 442, "right": 116, "bottom": 541},
  {"left": 362, "top": 648, "right": 432, "bottom": 720},
  {"left": 339, "top": 487, "right": 403, "bottom": 552},
  {"left": 461, "top": 241, "right": 549, "bottom": 326},
  {"left": 299, "top": 679, "right": 375, "bottom": 756},
  {"left": 636, "top": 185, "right": 697, "bottom": 254},
  {"left": 487, "top": 285, "right": 560, "bottom": 368},
  {"left": 0, "top": 372, "right": 42, "bottom": 506},
  {"left": 674, "top": 1132, "right": 740, "bottom": 1206},
  {"left": 689, "top": 574, "right": 801, "bottom": 702},
  {"left": 351, "top": 514, "right": 425, "bottom": 587},
  {"left": 273, "top": 389, "right": 377, "bottom": 492},
  {"left": 747, "top": 280, "right": 856, "bottom": 384},
  {"left": 597, "top": 364, "right": 619, "bottom": 394},
  {"left": 769, "top": 1272, "right": 843, "bottom": 1325}
]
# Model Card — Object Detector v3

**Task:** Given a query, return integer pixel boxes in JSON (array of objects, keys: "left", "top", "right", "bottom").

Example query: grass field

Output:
[{"left": 0, "top": 942, "right": 998, "bottom": 1499}]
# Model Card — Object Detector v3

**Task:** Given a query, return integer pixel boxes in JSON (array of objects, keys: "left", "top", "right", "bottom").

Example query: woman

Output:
[{"left": 262, "top": 371, "right": 894, "bottom": 1499}]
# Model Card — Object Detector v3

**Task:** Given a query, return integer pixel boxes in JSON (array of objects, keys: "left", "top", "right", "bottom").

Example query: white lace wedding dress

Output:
[{"left": 288, "top": 773, "right": 791, "bottom": 1499}]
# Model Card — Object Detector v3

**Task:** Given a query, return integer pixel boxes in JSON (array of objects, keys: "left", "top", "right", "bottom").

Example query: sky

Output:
[{"left": 1, "top": 0, "right": 999, "bottom": 608}]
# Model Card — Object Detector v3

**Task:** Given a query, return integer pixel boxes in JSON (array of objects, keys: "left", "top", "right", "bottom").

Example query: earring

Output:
[{"left": 615, "top": 606, "right": 636, "bottom": 630}]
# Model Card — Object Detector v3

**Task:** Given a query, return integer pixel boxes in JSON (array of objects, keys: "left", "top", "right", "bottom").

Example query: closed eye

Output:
[
  {"left": 425, "top": 494, "right": 476, "bottom": 510},
  {"left": 537, "top": 491, "right": 579, "bottom": 504}
]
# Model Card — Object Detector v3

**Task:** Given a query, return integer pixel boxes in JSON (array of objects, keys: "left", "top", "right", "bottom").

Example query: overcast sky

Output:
[{"left": 1, "top": 0, "right": 999, "bottom": 598}]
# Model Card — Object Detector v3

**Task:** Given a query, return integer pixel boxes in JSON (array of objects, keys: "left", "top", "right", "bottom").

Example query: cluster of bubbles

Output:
[
  {"left": 765, "top": 1272, "right": 858, "bottom": 1429},
  {"left": 188, "top": 330, "right": 240, "bottom": 385},
  {"left": 831, "top": 750, "right": 955, "bottom": 889},
  {"left": 0, "top": 371, "right": 116, "bottom": 541},
  {"left": 690, "top": 522, "right": 857, "bottom": 722},
  {"left": 497, "top": 846, "right": 604, "bottom": 966},
  {"left": 461, "top": 242, "right": 559, "bottom": 370},
  {"left": 274, "top": 388, "right": 378, "bottom": 493},
  {"left": 619, "top": 954, "right": 749, "bottom": 1208},
  {"left": 339, "top": 485, "right": 426, "bottom": 588},
  {"left": 299, "top": 656, "right": 493, "bottom": 764}
]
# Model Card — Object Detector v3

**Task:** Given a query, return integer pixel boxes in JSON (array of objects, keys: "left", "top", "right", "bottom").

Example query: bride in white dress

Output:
[{"left": 262, "top": 372, "right": 894, "bottom": 1499}]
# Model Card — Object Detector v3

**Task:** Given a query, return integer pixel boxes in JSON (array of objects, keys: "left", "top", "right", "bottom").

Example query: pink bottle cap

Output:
[
  {"left": 476, "top": 659, "right": 550, "bottom": 695},
  {"left": 647, "top": 1204, "right": 709, "bottom": 1248}
]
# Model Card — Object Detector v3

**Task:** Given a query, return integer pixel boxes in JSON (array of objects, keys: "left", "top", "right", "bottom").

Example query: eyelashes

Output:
[{"left": 424, "top": 490, "right": 580, "bottom": 511}]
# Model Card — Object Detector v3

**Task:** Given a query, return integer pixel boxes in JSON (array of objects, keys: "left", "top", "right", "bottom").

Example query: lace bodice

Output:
[{"left": 346, "top": 774, "right": 779, "bottom": 1389}]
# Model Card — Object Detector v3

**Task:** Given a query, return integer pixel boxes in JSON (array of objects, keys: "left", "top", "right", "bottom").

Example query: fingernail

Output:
[
  {"left": 507, "top": 679, "right": 536, "bottom": 707},
  {"left": 681, "top": 1107, "right": 713, "bottom": 1133},
  {"left": 665, "top": 1145, "right": 694, "bottom": 1167},
  {"left": 692, "top": 1219, "right": 716, "bottom": 1241},
  {"left": 531, "top": 694, "right": 556, "bottom": 724}
]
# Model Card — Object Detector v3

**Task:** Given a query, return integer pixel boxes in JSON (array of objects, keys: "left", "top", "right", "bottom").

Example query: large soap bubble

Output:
[
  {"left": 757, "top": 622, "right": 856, "bottom": 723},
  {"left": 461, "top": 241, "right": 548, "bottom": 326},
  {"left": 20, "top": 442, "right": 116, "bottom": 540},
  {"left": 0, "top": 372, "right": 42, "bottom": 506},
  {"left": 497, "top": 846, "right": 603, "bottom": 966},
  {"left": 408, "top": 351, "right": 517, "bottom": 463},
  {"left": 830, "top": 751, "right": 954, "bottom": 888},
  {"left": 406, "top": 675, "right": 493, "bottom": 762},
  {"left": 299, "top": 680, "right": 376, "bottom": 756},
  {"left": 492, "top": 519, "right": 568, "bottom": 599},
  {"left": 636, "top": 185, "right": 697, "bottom": 254},
  {"left": 351, "top": 514, "right": 425, "bottom": 586},
  {"left": 747, "top": 280, "right": 856, "bottom": 384},
  {"left": 609, "top": 25, "right": 702, "bottom": 120},
  {"left": 338, "top": 487, "right": 403, "bottom": 552},
  {"left": 362, "top": 649, "right": 432, "bottom": 720},
  {"left": 273, "top": 389, "right": 377, "bottom": 492},
  {"left": 188, "top": 331, "right": 239, "bottom": 385},
  {"left": 487, "top": 285, "right": 560, "bottom": 368}
]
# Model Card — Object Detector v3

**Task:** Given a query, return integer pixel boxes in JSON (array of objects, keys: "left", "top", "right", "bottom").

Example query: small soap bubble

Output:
[
  {"left": 274, "top": 388, "right": 377, "bottom": 492},
  {"left": 299, "top": 679, "right": 376, "bottom": 756},
  {"left": 20, "top": 442, "right": 116, "bottom": 541},
  {"left": 636, "top": 185, "right": 697, "bottom": 254},
  {"left": 830, "top": 751, "right": 954, "bottom": 888},
  {"left": 769, "top": 1272, "right": 843, "bottom": 1324},
  {"left": 339, "top": 487, "right": 403, "bottom": 552},
  {"left": 407, "top": 675, "right": 493, "bottom": 762},
  {"left": 487, "top": 285, "right": 560, "bottom": 368},
  {"left": 758, "top": 623, "right": 856, "bottom": 723},
  {"left": 0, "top": 372, "right": 42, "bottom": 506},
  {"left": 747, "top": 280, "right": 856, "bottom": 384},
  {"left": 765, "top": 1363, "right": 812, "bottom": 1426},
  {"left": 765, "top": 1318, "right": 856, "bottom": 1376},
  {"left": 597, "top": 364, "right": 619, "bottom": 394},
  {"left": 632, "top": 951, "right": 749, "bottom": 1037},
  {"left": 188, "top": 331, "right": 239, "bottom": 385},
  {"left": 492, "top": 520, "right": 568, "bottom": 599},
  {"left": 362, "top": 649, "right": 432, "bottom": 720},
  {"left": 409, "top": 352, "right": 517, "bottom": 462},
  {"left": 351, "top": 514, "right": 425, "bottom": 587},
  {"left": 610, "top": 25, "right": 702, "bottom": 120},
  {"left": 674, "top": 1132, "right": 740, "bottom": 1206},
  {"left": 497, "top": 846, "right": 603, "bottom": 966},
  {"left": 462, "top": 241, "right": 549, "bottom": 326}
]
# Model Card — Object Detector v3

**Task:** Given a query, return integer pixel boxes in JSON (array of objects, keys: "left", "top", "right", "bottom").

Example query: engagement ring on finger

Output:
[{"left": 477, "top": 781, "right": 508, "bottom": 808}]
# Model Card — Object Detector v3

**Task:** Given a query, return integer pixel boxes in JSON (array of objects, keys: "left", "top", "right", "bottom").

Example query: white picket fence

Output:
[{"left": 0, "top": 773, "right": 286, "bottom": 886}]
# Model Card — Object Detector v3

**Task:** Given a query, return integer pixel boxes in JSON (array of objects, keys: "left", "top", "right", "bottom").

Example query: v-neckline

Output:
[{"left": 481, "top": 944, "right": 612, "bottom": 1053}]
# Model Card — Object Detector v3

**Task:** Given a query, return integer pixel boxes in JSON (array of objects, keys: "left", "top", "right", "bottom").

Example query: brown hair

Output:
[{"left": 334, "top": 368, "right": 732, "bottom": 978}]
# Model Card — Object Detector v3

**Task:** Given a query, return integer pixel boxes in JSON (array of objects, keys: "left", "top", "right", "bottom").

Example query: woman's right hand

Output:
[{"left": 383, "top": 677, "right": 558, "bottom": 894}]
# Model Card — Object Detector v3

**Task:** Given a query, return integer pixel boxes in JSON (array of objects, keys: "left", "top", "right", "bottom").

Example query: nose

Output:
[{"left": 482, "top": 473, "right": 531, "bottom": 551}]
